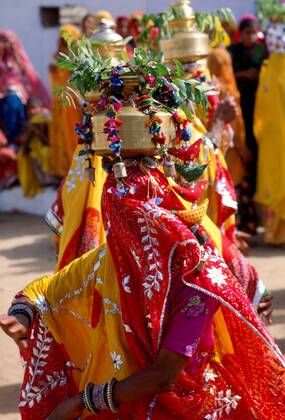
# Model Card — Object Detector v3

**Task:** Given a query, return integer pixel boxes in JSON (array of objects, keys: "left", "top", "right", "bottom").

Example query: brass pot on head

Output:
[
  {"left": 92, "top": 76, "right": 177, "bottom": 157},
  {"left": 160, "top": 0, "right": 209, "bottom": 63},
  {"left": 90, "top": 18, "right": 128, "bottom": 64},
  {"left": 85, "top": 18, "right": 129, "bottom": 101}
]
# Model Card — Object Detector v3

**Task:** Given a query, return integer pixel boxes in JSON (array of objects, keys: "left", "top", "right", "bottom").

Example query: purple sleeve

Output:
[{"left": 161, "top": 285, "right": 218, "bottom": 359}]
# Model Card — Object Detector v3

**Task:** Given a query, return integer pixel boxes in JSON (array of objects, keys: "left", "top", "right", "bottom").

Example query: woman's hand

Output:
[
  {"left": 236, "top": 231, "right": 251, "bottom": 256},
  {"left": 47, "top": 394, "right": 83, "bottom": 420},
  {"left": 0, "top": 314, "right": 29, "bottom": 350},
  {"left": 215, "top": 97, "right": 238, "bottom": 124}
]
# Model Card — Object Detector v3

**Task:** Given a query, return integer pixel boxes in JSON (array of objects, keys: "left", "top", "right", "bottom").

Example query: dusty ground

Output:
[{"left": 0, "top": 213, "right": 284, "bottom": 419}]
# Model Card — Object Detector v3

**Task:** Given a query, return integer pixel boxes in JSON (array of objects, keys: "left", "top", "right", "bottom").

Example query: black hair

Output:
[{"left": 239, "top": 18, "right": 258, "bottom": 32}]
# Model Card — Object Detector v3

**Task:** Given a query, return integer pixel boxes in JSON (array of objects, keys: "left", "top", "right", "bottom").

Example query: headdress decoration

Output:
[{"left": 56, "top": 37, "right": 217, "bottom": 193}]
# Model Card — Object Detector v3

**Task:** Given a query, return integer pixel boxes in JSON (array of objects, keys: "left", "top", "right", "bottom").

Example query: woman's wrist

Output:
[
  {"left": 81, "top": 379, "right": 119, "bottom": 414},
  {"left": 8, "top": 302, "right": 36, "bottom": 327}
]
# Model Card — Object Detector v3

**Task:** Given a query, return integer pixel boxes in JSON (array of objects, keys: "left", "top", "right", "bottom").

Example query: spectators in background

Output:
[
  {"left": 81, "top": 14, "right": 96, "bottom": 38},
  {"left": 228, "top": 17, "right": 267, "bottom": 235},
  {"left": 0, "top": 129, "right": 17, "bottom": 190},
  {"left": 0, "top": 30, "right": 50, "bottom": 145},
  {"left": 17, "top": 97, "right": 55, "bottom": 198},
  {"left": 0, "top": 30, "right": 50, "bottom": 191},
  {"left": 48, "top": 24, "right": 81, "bottom": 178}
]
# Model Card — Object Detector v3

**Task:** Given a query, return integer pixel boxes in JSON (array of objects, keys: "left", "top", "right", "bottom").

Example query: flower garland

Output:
[
  {"left": 135, "top": 95, "right": 178, "bottom": 177},
  {"left": 75, "top": 97, "right": 107, "bottom": 183}
]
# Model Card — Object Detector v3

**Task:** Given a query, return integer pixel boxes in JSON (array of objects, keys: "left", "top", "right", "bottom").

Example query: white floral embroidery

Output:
[
  {"left": 52, "top": 245, "right": 106, "bottom": 311},
  {"left": 215, "top": 177, "right": 237, "bottom": 211},
  {"left": 34, "top": 295, "right": 50, "bottom": 314},
  {"left": 122, "top": 275, "right": 131, "bottom": 293},
  {"left": 66, "top": 155, "right": 85, "bottom": 192},
  {"left": 110, "top": 351, "right": 124, "bottom": 371},
  {"left": 104, "top": 216, "right": 111, "bottom": 237},
  {"left": 205, "top": 388, "right": 241, "bottom": 419},
  {"left": 19, "top": 319, "right": 67, "bottom": 408},
  {"left": 136, "top": 205, "right": 163, "bottom": 300},
  {"left": 209, "top": 248, "right": 228, "bottom": 269},
  {"left": 206, "top": 267, "right": 227, "bottom": 288},
  {"left": 123, "top": 324, "right": 133, "bottom": 333},
  {"left": 104, "top": 298, "right": 120, "bottom": 315},
  {"left": 64, "top": 309, "right": 92, "bottom": 327},
  {"left": 203, "top": 368, "right": 218, "bottom": 383},
  {"left": 65, "top": 353, "right": 92, "bottom": 372},
  {"left": 131, "top": 249, "right": 142, "bottom": 269},
  {"left": 146, "top": 314, "right": 153, "bottom": 329},
  {"left": 96, "top": 277, "right": 104, "bottom": 285}
]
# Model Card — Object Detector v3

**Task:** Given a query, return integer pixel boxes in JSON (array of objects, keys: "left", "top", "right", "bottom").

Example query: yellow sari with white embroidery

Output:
[
  {"left": 254, "top": 54, "right": 285, "bottom": 244},
  {"left": 50, "top": 145, "right": 106, "bottom": 270}
]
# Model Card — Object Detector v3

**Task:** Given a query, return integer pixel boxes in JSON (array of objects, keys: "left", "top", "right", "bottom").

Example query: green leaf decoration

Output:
[
  {"left": 175, "top": 163, "right": 208, "bottom": 183},
  {"left": 180, "top": 104, "right": 195, "bottom": 119},
  {"left": 137, "top": 7, "right": 235, "bottom": 53},
  {"left": 154, "top": 63, "right": 170, "bottom": 76},
  {"left": 174, "top": 59, "right": 184, "bottom": 78},
  {"left": 257, "top": 0, "right": 285, "bottom": 27}
]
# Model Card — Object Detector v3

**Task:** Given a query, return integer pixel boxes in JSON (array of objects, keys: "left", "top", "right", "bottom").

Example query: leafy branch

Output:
[
  {"left": 137, "top": 8, "right": 235, "bottom": 49},
  {"left": 195, "top": 8, "right": 235, "bottom": 39},
  {"left": 56, "top": 38, "right": 113, "bottom": 96},
  {"left": 257, "top": 0, "right": 285, "bottom": 27},
  {"left": 173, "top": 78, "right": 218, "bottom": 115},
  {"left": 55, "top": 38, "right": 216, "bottom": 118}
]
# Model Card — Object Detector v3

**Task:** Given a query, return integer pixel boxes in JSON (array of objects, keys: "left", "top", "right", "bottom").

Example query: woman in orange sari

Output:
[
  {"left": 48, "top": 25, "right": 81, "bottom": 177},
  {"left": 207, "top": 20, "right": 247, "bottom": 188}
]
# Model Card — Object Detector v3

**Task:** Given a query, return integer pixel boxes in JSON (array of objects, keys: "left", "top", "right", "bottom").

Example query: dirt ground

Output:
[{"left": 0, "top": 213, "right": 284, "bottom": 419}]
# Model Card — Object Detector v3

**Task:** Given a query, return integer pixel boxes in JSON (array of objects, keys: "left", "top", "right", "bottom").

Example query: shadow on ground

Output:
[
  {"left": 0, "top": 212, "right": 48, "bottom": 240},
  {"left": 0, "top": 383, "right": 20, "bottom": 414},
  {"left": 0, "top": 236, "right": 55, "bottom": 275}
]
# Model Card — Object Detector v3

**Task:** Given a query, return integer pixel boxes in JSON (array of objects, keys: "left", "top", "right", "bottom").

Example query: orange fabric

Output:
[
  {"left": 48, "top": 67, "right": 81, "bottom": 177},
  {"left": 208, "top": 47, "right": 246, "bottom": 185}
]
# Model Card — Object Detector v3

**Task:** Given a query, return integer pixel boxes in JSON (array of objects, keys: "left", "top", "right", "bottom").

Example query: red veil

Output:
[{"left": 102, "top": 165, "right": 285, "bottom": 419}]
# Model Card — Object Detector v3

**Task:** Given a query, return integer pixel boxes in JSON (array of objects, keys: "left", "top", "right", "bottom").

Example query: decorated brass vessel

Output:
[
  {"left": 90, "top": 18, "right": 128, "bottom": 64},
  {"left": 86, "top": 19, "right": 129, "bottom": 101},
  {"left": 92, "top": 76, "right": 177, "bottom": 157},
  {"left": 160, "top": 0, "right": 209, "bottom": 63}
]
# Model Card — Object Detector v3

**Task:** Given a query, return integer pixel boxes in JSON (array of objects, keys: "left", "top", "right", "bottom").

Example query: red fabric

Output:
[
  {"left": 0, "top": 145, "right": 17, "bottom": 188},
  {"left": 102, "top": 167, "right": 285, "bottom": 419},
  {"left": 91, "top": 289, "right": 103, "bottom": 329},
  {"left": 221, "top": 236, "right": 258, "bottom": 302},
  {"left": 19, "top": 166, "right": 285, "bottom": 419},
  {"left": 172, "top": 180, "right": 208, "bottom": 203},
  {"left": 207, "top": 95, "right": 219, "bottom": 129},
  {"left": 19, "top": 316, "right": 73, "bottom": 419},
  {"left": 58, "top": 207, "right": 101, "bottom": 270},
  {"left": 169, "top": 139, "right": 202, "bottom": 162}
]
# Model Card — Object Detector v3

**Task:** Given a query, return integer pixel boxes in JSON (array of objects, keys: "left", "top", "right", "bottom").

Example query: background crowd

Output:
[{"left": 0, "top": 9, "right": 284, "bottom": 247}]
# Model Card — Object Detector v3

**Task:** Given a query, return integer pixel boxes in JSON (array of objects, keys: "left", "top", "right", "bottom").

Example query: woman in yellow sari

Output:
[
  {"left": 49, "top": 24, "right": 81, "bottom": 177},
  {"left": 254, "top": 22, "right": 285, "bottom": 244},
  {"left": 17, "top": 97, "right": 54, "bottom": 197}
]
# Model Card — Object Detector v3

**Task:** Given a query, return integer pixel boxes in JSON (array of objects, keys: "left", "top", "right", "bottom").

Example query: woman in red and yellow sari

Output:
[
  {"left": 46, "top": 145, "right": 105, "bottom": 270},
  {"left": 1, "top": 156, "right": 284, "bottom": 419}
]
